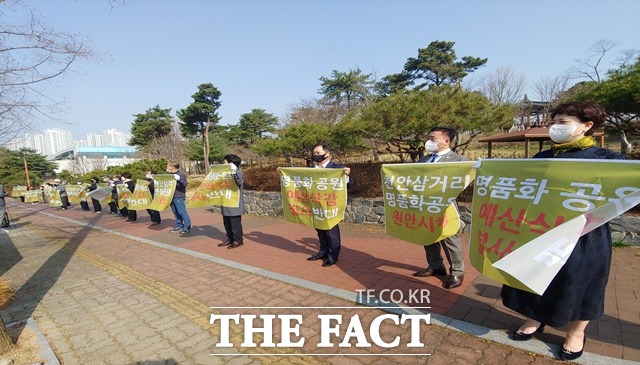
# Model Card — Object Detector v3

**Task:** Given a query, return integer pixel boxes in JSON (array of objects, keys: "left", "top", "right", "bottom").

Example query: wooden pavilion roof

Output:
[{"left": 478, "top": 127, "right": 552, "bottom": 143}]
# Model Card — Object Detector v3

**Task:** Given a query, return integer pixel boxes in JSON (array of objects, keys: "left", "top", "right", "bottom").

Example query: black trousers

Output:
[
  {"left": 108, "top": 201, "right": 118, "bottom": 214},
  {"left": 80, "top": 201, "right": 90, "bottom": 211},
  {"left": 126, "top": 209, "right": 137, "bottom": 221},
  {"left": 61, "top": 196, "right": 69, "bottom": 208},
  {"left": 147, "top": 209, "right": 161, "bottom": 223},
  {"left": 91, "top": 198, "right": 102, "bottom": 212},
  {"left": 223, "top": 215, "right": 243, "bottom": 242},
  {"left": 315, "top": 224, "right": 341, "bottom": 259}
]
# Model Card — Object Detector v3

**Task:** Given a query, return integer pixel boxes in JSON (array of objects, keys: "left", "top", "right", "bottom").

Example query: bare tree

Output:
[
  {"left": 533, "top": 73, "right": 572, "bottom": 117},
  {"left": 615, "top": 48, "right": 640, "bottom": 68},
  {"left": 140, "top": 132, "right": 187, "bottom": 163},
  {"left": 0, "top": 0, "right": 99, "bottom": 144},
  {"left": 480, "top": 66, "right": 527, "bottom": 105},
  {"left": 283, "top": 97, "right": 343, "bottom": 126},
  {"left": 571, "top": 39, "right": 619, "bottom": 82}
]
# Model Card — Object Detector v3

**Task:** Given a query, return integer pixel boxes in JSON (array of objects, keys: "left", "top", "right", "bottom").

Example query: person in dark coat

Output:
[
  {"left": 501, "top": 100, "right": 623, "bottom": 361},
  {"left": 217, "top": 154, "right": 247, "bottom": 249},
  {"left": 305, "top": 144, "right": 354, "bottom": 267}
]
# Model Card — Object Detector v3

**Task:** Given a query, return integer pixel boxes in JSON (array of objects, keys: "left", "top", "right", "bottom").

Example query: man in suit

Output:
[
  {"left": 306, "top": 144, "right": 354, "bottom": 267},
  {"left": 413, "top": 126, "right": 467, "bottom": 289}
]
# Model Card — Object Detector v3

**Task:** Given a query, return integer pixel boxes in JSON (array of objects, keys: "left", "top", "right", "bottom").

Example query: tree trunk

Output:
[
  {"left": 203, "top": 117, "right": 211, "bottom": 174},
  {"left": 0, "top": 316, "right": 12, "bottom": 354}
]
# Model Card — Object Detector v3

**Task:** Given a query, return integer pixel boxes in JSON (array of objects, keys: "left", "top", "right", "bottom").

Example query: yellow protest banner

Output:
[
  {"left": 116, "top": 183, "right": 133, "bottom": 209},
  {"left": 24, "top": 190, "right": 41, "bottom": 203},
  {"left": 127, "top": 180, "right": 152, "bottom": 210},
  {"left": 146, "top": 175, "right": 176, "bottom": 212},
  {"left": 279, "top": 167, "right": 347, "bottom": 230},
  {"left": 43, "top": 186, "right": 56, "bottom": 202},
  {"left": 381, "top": 162, "right": 475, "bottom": 245},
  {"left": 87, "top": 186, "right": 113, "bottom": 203},
  {"left": 11, "top": 186, "right": 27, "bottom": 197},
  {"left": 470, "top": 159, "right": 640, "bottom": 294},
  {"left": 66, "top": 184, "right": 87, "bottom": 204},
  {"left": 186, "top": 165, "right": 240, "bottom": 209},
  {"left": 48, "top": 189, "right": 62, "bottom": 207}
]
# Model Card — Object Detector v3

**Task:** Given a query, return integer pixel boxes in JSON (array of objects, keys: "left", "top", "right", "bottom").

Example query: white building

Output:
[
  {"left": 3, "top": 128, "right": 133, "bottom": 156},
  {"left": 87, "top": 132, "right": 105, "bottom": 147},
  {"left": 48, "top": 146, "right": 138, "bottom": 174},
  {"left": 43, "top": 128, "right": 73, "bottom": 156},
  {"left": 103, "top": 129, "right": 131, "bottom": 147},
  {"left": 4, "top": 133, "right": 46, "bottom": 155}
]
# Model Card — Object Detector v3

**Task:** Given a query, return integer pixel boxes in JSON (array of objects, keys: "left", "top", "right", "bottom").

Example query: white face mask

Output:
[
  {"left": 425, "top": 140, "right": 440, "bottom": 153},
  {"left": 549, "top": 124, "right": 578, "bottom": 143}
]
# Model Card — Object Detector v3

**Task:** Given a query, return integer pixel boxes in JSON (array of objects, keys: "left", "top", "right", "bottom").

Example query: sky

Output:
[{"left": 16, "top": 0, "right": 640, "bottom": 140}]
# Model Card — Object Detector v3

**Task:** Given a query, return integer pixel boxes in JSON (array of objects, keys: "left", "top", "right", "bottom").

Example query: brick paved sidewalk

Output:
[{"left": 2, "top": 200, "right": 638, "bottom": 364}]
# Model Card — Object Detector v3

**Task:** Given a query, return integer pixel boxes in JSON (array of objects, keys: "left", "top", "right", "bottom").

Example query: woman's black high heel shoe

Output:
[
  {"left": 560, "top": 336, "right": 586, "bottom": 361},
  {"left": 512, "top": 324, "right": 545, "bottom": 341}
]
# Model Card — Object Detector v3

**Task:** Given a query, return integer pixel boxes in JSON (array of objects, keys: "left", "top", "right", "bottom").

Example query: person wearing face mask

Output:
[
  {"left": 306, "top": 144, "right": 354, "bottom": 267},
  {"left": 216, "top": 154, "right": 247, "bottom": 249},
  {"left": 166, "top": 162, "right": 192, "bottom": 234},
  {"left": 413, "top": 126, "right": 468, "bottom": 289},
  {"left": 501, "top": 100, "right": 623, "bottom": 361}
]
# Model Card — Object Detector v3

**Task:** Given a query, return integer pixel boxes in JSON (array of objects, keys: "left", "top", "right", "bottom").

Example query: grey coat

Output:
[{"left": 221, "top": 169, "right": 247, "bottom": 216}]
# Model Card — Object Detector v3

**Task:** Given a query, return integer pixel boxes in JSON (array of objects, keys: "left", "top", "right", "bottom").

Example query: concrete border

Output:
[{"left": 4, "top": 318, "right": 60, "bottom": 365}]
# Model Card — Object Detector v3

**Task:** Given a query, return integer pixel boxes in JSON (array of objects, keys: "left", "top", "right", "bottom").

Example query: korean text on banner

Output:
[
  {"left": 11, "top": 185, "right": 27, "bottom": 197},
  {"left": 381, "top": 162, "right": 475, "bottom": 245},
  {"left": 186, "top": 165, "right": 239, "bottom": 209},
  {"left": 24, "top": 190, "right": 41, "bottom": 203},
  {"left": 127, "top": 180, "right": 152, "bottom": 210},
  {"left": 145, "top": 175, "right": 176, "bottom": 212},
  {"left": 48, "top": 189, "right": 61, "bottom": 207},
  {"left": 66, "top": 184, "right": 87, "bottom": 204},
  {"left": 86, "top": 186, "right": 113, "bottom": 203},
  {"left": 116, "top": 183, "right": 133, "bottom": 209},
  {"left": 470, "top": 159, "right": 640, "bottom": 294},
  {"left": 279, "top": 167, "right": 347, "bottom": 230}
]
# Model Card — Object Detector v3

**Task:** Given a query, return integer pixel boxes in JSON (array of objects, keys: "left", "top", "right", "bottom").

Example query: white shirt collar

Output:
[{"left": 314, "top": 159, "right": 331, "bottom": 168}]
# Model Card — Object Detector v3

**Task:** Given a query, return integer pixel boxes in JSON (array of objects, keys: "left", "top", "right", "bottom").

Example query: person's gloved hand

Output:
[
  {"left": 229, "top": 163, "right": 238, "bottom": 173},
  {"left": 173, "top": 174, "right": 181, "bottom": 181},
  {"left": 472, "top": 158, "right": 482, "bottom": 169}
]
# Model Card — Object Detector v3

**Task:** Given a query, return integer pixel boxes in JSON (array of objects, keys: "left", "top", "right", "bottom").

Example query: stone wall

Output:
[{"left": 209, "top": 190, "right": 640, "bottom": 246}]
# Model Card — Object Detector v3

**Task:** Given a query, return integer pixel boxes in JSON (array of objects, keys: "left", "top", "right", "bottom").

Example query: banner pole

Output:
[{"left": 23, "top": 156, "right": 31, "bottom": 190}]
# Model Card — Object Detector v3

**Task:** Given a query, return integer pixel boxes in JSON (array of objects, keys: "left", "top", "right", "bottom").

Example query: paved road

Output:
[{"left": 0, "top": 203, "right": 577, "bottom": 365}]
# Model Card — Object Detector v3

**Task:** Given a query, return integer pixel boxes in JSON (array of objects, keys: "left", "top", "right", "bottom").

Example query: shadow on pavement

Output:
[
  {"left": 2, "top": 206, "right": 104, "bottom": 339},
  {"left": 245, "top": 230, "right": 318, "bottom": 255},
  {"left": 0, "top": 230, "right": 23, "bottom": 276}
]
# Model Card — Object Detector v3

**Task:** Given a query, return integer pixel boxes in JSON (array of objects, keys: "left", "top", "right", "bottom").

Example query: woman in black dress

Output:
[{"left": 501, "top": 100, "right": 623, "bottom": 361}]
